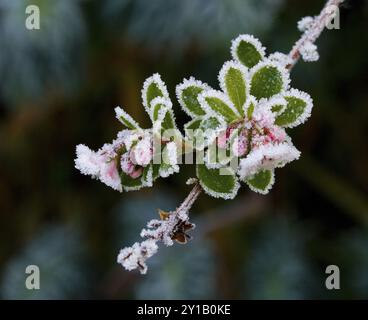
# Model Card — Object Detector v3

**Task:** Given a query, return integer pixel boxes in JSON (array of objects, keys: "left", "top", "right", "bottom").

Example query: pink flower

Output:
[
  {"left": 267, "top": 125, "right": 286, "bottom": 143},
  {"left": 217, "top": 130, "right": 228, "bottom": 149},
  {"left": 121, "top": 152, "right": 135, "bottom": 176},
  {"left": 99, "top": 158, "right": 122, "bottom": 191},
  {"left": 130, "top": 137, "right": 153, "bottom": 166},
  {"left": 121, "top": 152, "right": 144, "bottom": 179},
  {"left": 217, "top": 127, "right": 236, "bottom": 149},
  {"left": 232, "top": 133, "right": 248, "bottom": 157},
  {"left": 130, "top": 167, "right": 143, "bottom": 179},
  {"left": 252, "top": 104, "right": 275, "bottom": 129}
]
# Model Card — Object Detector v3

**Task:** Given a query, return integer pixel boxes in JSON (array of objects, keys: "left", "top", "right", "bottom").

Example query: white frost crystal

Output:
[
  {"left": 297, "top": 16, "right": 315, "bottom": 32},
  {"left": 299, "top": 41, "right": 319, "bottom": 62},
  {"left": 117, "top": 239, "right": 158, "bottom": 274},
  {"left": 268, "top": 52, "right": 293, "bottom": 68}
]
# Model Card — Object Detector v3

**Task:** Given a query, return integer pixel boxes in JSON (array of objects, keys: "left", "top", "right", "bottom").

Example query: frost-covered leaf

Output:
[
  {"left": 275, "top": 89, "right": 313, "bottom": 128},
  {"left": 205, "top": 141, "right": 232, "bottom": 169},
  {"left": 199, "top": 90, "right": 240, "bottom": 123},
  {"left": 152, "top": 164, "right": 161, "bottom": 180},
  {"left": 142, "top": 73, "right": 169, "bottom": 115},
  {"left": 184, "top": 117, "right": 203, "bottom": 150},
  {"left": 196, "top": 116, "right": 225, "bottom": 149},
  {"left": 159, "top": 163, "right": 179, "bottom": 178},
  {"left": 219, "top": 61, "right": 248, "bottom": 116},
  {"left": 120, "top": 170, "right": 145, "bottom": 191},
  {"left": 150, "top": 97, "right": 172, "bottom": 122},
  {"left": 184, "top": 117, "right": 203, "bottom": 138},
  {"left": 199, "top": 116, "right": 223, "bottom": 132},
  {"left": 120, "top": 164, "right": 154, "bottom": 191},
  {"left": 153, "top": 107, "right": 177, "bottom": 135},
  {"left": 246, "top": 169, "right": 275, "bottom": 194},
  {"left": 231, "top": 34, "right": 265, "bottom": 68},
  {"left": 176, "top": 78, "right": 209, "bottom": 117},
  {"left": 238, "top": 143, "right": 300, "bottom": 180},
  {"left": 115, "top": 106, "right": 141, "bottom": 129},
  {"left": 266, "top": 96, "right": 287, "bottom": 116},
  {"left": 245, "top": 96, "right": 257, "bottom": 119},
  {"left": 142, "top": 165, "right": 153, "bottom": 187},
  {"left": 159, "top": 141, "right": 179, "bottom": 178},
  {"left": 197, "top": 164, "right": 239, "bottom": 199},
  {"left": 250, "top": 62, "right": 289, "bottom": 100},
  {"left": 161, "top": 109, "right": 176, "bottom": 131}
]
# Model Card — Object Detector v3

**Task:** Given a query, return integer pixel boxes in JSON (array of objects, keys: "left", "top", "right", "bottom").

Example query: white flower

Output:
[{"left": 238, "top": 142, "right": 301, "bottom": 179}]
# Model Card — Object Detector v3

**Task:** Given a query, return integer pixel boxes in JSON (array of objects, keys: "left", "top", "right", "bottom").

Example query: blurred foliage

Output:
[
  {"left": 102, "top": 0, "right": 284, "bottom": 53},
  {"left": 0, "top": 0, "right": 86, "bottom": 106},
  {"left": 135, "top": 240, "right": 216, "bottom": 299},
  {"left": 0, "top": 225, "right": 91, "bottom": 299},
  {"left": 0, "top": 0, "right": 368, "bottom": 299},
  {"left": 243, "top": 216, "right": 316, "bottom": 299}
]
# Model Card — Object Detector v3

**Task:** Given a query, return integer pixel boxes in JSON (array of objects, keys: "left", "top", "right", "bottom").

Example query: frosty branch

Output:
[{"left": 75, "top": 0, "right": 344, "bottom": 274}]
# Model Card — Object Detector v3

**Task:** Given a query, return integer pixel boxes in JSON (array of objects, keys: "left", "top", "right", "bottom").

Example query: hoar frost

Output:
[{"left": 75, "top": 27, "right": 319, "bottom": 273}]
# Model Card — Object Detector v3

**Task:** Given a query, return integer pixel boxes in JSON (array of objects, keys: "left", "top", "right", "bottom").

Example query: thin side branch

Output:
[
  {"left": 287, "top": 0, "right": 344, "bottom": 69},
  {"left": 176, "top": 182, "right": 202, "bottom": 218}
]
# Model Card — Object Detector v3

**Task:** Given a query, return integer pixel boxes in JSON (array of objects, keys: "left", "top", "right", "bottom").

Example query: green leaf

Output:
[
  {"left": 176, "top": 78, "right": 208, "bottom": 117},
  {"left": 219, "top": 61, "right": 247, "bottom": 116},
  {"left": 121, "top": 165, "right": 154, "bottom": 191},
  {"left": 196, "top": 116, "right": 224, "bottom": 149},
  {"left": 197, "top": 164, "right": 239, "bottom": 199},
  {"left": 271, "top": 104, "right": 284, "bottom": 114},
  {"left": 153, "top": 107, "right": 176, "bottom": 133},
  {"left": 200, "top": 90, "right": 240, "bottom": 123},
  {"left": 184, "top": 118, "right": 203, "bottom": 138},
  {"left": 231, "top": 34, "right": 265, "bottom": 68},
  {"left": 152, "top": 164, "right": 160, "bottom": 180},
  {"left": 246, "top": 99, "right": 256, "bottom": 119},
  {"left": 150, "top": 97, "right": 172, "bottom": 122},
  {"left": 205, "top": 141, "right": 231, "bottom": 169},
  {"left": 142, "top": 165, "right": 153, "bottom": 187},
  {"left": 250, "top": 64, "right": 288, "bottom": 99},
  {"left": 199, "top": 116, "right": 222, "bottom": 132},
  {"left": 142, "top": 73, "right": 169, "bottom": 114},
  {"left": 275, "top": 89, "right": 313, "bottom": 128},
  {"left": 120, "top": 171, "right": 144, "bottom": 191},
  {"left": 162, "top": 110, "right": 175, "bottom": 130},
  {"left": 114, "top": 107, "right": 140, "bottom": 130},
  {"left": 246, "top": 169, "right": 274, "bottom": 194}
]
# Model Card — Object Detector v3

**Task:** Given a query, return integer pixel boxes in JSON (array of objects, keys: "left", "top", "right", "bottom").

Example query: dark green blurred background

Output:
[{"left": 0, "top": 0, "right": 367, "bottom": 299}]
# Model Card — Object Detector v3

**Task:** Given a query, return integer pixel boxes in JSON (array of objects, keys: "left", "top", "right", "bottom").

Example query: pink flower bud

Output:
[
  {"left": 232, "top": 134, "right": 248, "bottom": 157},
  {"left": 130, "top": 137, "right": 153, "bottom": 166}
]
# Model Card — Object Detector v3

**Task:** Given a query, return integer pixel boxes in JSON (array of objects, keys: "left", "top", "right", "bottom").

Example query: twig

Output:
[
  {"left": 175, "top": 182, "right": 202, "bottom": 218},
  {"left": 287, "top": 0, "right": 344, "bottom": 69}
]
